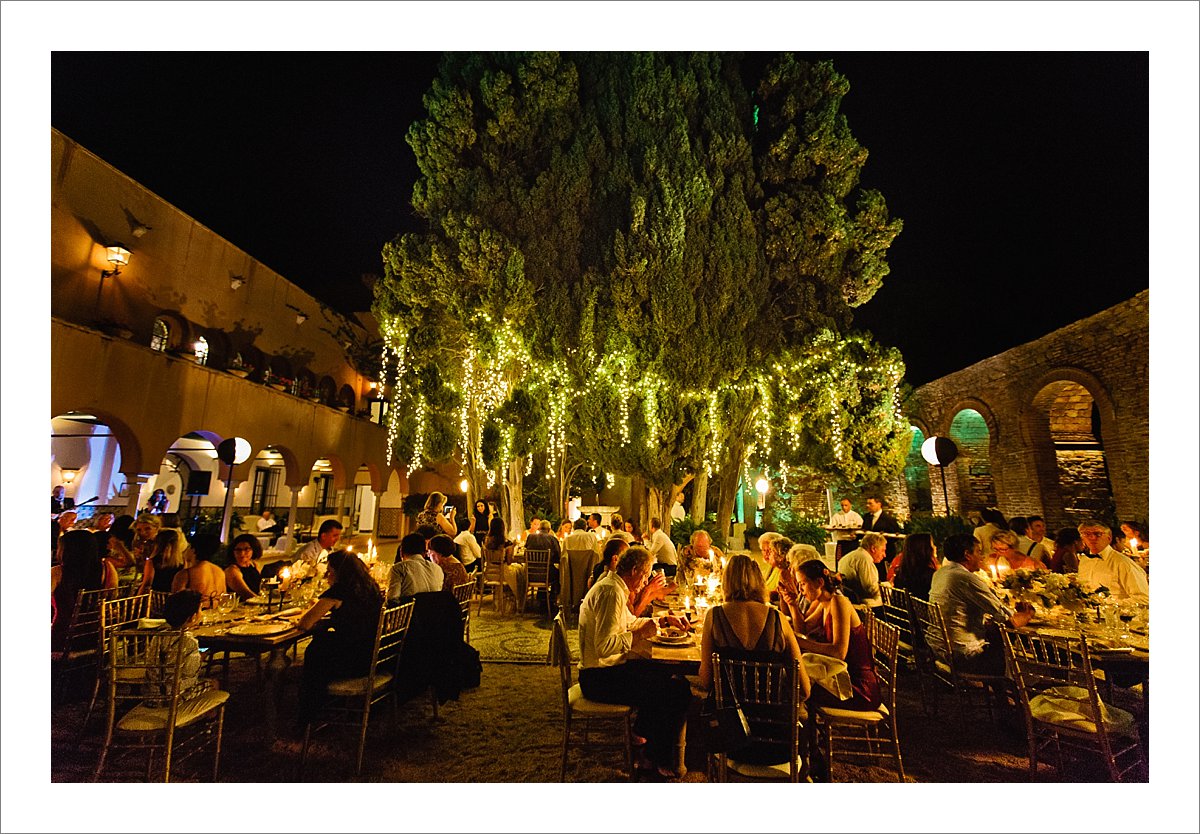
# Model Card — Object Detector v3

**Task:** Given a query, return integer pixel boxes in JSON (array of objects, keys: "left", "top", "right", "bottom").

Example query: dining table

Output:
[{"left": 192, "top": 600, "right": 311, "bottom": 741}]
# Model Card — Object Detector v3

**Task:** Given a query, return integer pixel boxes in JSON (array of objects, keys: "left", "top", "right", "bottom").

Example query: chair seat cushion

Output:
[
  {"left": 1029, "top": 685, "right": 1137, "bottom": 735},
  {"left": 817, "top": 702, "right": 889, "bottom": 723},
  {"left": 727, "top": 756, "right": 808, "bottom": 780},
  {"left": 568, "top": 683, "right": 633, "bottom": 716},
  {"left": 327, "top": 671, "right": 393, "bottom": 697},
  {"left": 118, "top": 690, "right": 229, "bottom": 731}
]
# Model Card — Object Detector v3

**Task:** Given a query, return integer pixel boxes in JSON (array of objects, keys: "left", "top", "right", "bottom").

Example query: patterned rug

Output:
[{"left": 470, "top": 606, "right": 579, "bottom": 664}]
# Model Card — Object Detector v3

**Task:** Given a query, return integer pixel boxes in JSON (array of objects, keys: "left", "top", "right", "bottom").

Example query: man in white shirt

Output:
[
  {"left": 830, "top": 498, "right": 863, "bottom": 537},
  {"left": 292, "top": 519, "right": 342, "bottom": 566},
  {"left": 1076, "top": 520, "right": 1149, "bottom": 603},
  {"left": 837, "top": 532, "right": 885, "bottom": 607},
  {"left": 565, "top": 518, "right": 599, "bottom": 554},
  {"left": 1024, "top": 515, "right": 1054, "bottom": 560},
  {"left": 387, "top": 533, "right": 445, "bottom": 601},
  {"left": 454, "top": 517, "right": 482, "bottom": 571},
  {"left": 577, "top": 546, "right": 692, "bottom": 778},
  {"left": 646, "top": 517, "right": 678, "bottom": 574}
]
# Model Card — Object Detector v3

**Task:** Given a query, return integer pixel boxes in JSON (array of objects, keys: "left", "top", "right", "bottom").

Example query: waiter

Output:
[{"left": 860, "top": 495, "right": 902, "bottom": 579}]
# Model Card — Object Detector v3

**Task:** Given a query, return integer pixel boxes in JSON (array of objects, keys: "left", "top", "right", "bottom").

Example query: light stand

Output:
[{"left": 921, "top": 436, "right": 960, "bottom": 516}]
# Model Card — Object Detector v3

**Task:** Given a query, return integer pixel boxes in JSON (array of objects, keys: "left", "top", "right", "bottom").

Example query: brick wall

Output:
[{"left": 906, "top": 290, "right": 1149, "bottom": 528}]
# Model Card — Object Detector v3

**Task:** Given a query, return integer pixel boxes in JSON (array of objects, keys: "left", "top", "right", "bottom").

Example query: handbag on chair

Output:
[{"left": 701, "top": 695, "right": 751, "bottom": 754}]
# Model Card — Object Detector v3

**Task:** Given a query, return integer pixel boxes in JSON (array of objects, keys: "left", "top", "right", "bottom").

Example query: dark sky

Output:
[{"left": 50, "top": 51, "right": 1148, "bottom": 386}]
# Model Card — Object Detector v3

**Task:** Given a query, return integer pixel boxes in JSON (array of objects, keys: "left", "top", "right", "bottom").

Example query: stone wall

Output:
[{"left": 907, "top": 290, "right": 1149, "bottom": 529}]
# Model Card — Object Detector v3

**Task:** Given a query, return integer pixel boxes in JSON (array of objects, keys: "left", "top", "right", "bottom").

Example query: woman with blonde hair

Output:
[
  {"left": 483, "top": 516, "right": 527, "bottom": 613},
  {"left": 698, "top": 553, "right": 810, "bottom": 767},
  {"left": 417, "top": 491, "right": 457, "bottom": 536},
  {"left": 137, "top": 527, "right": 187, "bottom": 595}
]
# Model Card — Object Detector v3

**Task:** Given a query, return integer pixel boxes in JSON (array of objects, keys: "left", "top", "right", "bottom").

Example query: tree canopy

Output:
[{"left": 374, "top": 52, "right": 907, "bottom": 535}]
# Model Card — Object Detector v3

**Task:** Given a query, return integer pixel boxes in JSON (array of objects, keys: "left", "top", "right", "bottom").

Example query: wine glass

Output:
[{"left": 217, "top": 592, "right": 238, "bottom": 621}]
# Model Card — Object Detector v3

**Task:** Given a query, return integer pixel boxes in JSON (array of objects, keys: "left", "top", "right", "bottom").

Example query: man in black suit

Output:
[
  {"left": 51, "top": 485, "right": 75, "bottom": 517},
  {"left": 861, "top": 495, "right": 902, "bottom": 579}
]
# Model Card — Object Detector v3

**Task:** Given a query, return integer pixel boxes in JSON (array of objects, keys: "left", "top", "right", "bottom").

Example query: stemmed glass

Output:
[{"left": 217, "top": 592, "right": 239, "bottom": 622}]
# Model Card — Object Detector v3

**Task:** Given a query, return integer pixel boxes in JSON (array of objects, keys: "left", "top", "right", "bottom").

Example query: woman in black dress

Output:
[
  {"left": 224, "top": 533, "right": 264, "bottom": 600},
  {"left": 295, "top": 549, "right": 385, "bottom": 726}
]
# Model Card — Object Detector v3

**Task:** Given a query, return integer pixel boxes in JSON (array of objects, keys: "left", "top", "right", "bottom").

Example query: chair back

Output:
[
  {"left": 376, "top": 601, "right": 417, "bottom": 682},
  {"left": 66, "top": 587, "right": 118, "bottom": 655},
  {"left": 712, "top": 653, "right": 805, "bottom": 781},
  {"left": 909, "top": 595, "right": 953, "bottom": 667},
  {"left": 482, "top": 547, "right": 506, "bottom": 584},
  {"left": 523, "top": 548, "right": 553, "bottom": 586},
  {"left": 549, "top": 613, "right": 574, "bottom": 709},
  {"left": 149, "top": 590, "right": 171, "bottom": 618},
  {"left": 100, "top": 593, "right": 151, "bottom": 660},
  {"left": 451, "top": 581, "right": 474, "bottom": 637},
  {"left": 879, "top": 584, "right": 916, "bottom": 657},
  {"left": 107, "top": 627, "right": 192, "bottom": 725},
  {"left": 1000, "top": 626, "right": 1100, "bottom": 708},
  {"left": 867, "top": 617, "right": 901, "bottom": 715}
]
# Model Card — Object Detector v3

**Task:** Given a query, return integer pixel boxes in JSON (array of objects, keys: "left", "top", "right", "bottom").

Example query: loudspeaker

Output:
[{"left": 185, "top": 471, "right": 212, "bottom": 496}]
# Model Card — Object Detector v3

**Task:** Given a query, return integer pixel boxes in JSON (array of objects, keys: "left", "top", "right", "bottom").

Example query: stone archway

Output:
[
  {"left": 1024, "top": 378, "right": 1117, "bottom": 529},
  {"left": 903, "top": 425, "right": 935, "bottom": 515},
  {"left": 947, "top": 407, "right": 997, "bottom": 516}
]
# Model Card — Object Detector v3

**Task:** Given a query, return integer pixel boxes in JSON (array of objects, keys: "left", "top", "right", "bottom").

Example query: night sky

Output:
[{"left": 50, "top": 51, "right": 1148, "bottom": 386}]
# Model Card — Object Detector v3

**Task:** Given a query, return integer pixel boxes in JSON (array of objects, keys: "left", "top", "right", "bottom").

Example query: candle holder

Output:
[{"left": 261, "top": 579, "right": 282, "bottom": 613}]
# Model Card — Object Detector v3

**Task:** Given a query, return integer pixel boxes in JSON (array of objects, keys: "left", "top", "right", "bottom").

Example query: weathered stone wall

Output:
[{"left": 907, "top": 290, "right": 1149, "bottom": 529}]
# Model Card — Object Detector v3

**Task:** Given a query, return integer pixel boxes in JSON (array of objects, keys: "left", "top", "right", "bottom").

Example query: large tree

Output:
[{"left": 375, "top": 52, "right": 905, "bottom": 537}]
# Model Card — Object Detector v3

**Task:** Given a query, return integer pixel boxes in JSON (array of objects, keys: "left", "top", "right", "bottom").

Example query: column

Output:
[
  {"left": 124, "top": 472, "right": 154, "bottom": 516},
  {"left": 286, "top": 489, "right": 300, "bottom": 542}
]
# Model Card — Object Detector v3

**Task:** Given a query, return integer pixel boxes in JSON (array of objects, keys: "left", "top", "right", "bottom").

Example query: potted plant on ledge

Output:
[{"left": 227, "top": 354, "right": 254, "bottom": 378}]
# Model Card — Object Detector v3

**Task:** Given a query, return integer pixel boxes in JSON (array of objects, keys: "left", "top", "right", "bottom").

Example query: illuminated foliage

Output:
[{"left": 375, "top": 52, "right": 905, "bottom": 534}]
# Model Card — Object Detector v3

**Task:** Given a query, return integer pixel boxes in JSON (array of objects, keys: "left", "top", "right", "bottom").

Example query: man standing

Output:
[
  {"left": 860, "top": 495, "right": 901, "bottom": 567},
  {"left": 829, "top": 497, "right": 863, "bottom": 559},
  {"left": 293, "top": 519, "right": 343, "bottom": 566},
  {"left": 930, "top": 533, "right": 1033, "bottom": 675},
  {"left": 387, "top": 533, "right": 445, "bottom": 602},
  {"left": 577, "top": 546, "right": 692, "bottom": 778},
  {"left": 1076, "top": 520, "right": 1148, "bottom": 603},
  {"left": 646, "top": 517, "right": 678, "bottom": 575},
  {"left": 837, "top": 532, "right": 885, "bottom": 607},
  {"left": 51, "top": 485, "right": 75, "bottom": 517},
  {"left": 585, "top": 512, "right": 605, "bottom": 543}
]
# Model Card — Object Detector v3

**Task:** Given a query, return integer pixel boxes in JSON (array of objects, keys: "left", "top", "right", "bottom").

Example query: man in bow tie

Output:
[{"left": 1076, "top": 520, "right": 1148, "bottom": 603}]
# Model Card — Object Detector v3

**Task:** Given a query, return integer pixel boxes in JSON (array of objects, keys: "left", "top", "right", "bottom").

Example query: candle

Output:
[
  {"left": 684, "top": 595, "right": 692, "bottom": 612},
  {"left": 990, "top": 565, "right": 998, "bottom": 581},
  {"left": 1128, "top": 538, "right": 1138, "bottom": 553}
]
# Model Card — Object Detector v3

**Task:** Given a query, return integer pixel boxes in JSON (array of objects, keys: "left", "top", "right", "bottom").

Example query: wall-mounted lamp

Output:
[
  {"left": 295, "top": 312, "right": 308, "bottom": 325},
  {"left": 131, "top": 224, "right": 152, "bottom": 238},
  {"left": 60, "top": 468, "right": 79, "bottom": 485},
  {"left": 102, "top": 244, "right": 131, "bottom": 279},
  {"left": 230, "top": 275, "right": 245, "bottom": 290}
]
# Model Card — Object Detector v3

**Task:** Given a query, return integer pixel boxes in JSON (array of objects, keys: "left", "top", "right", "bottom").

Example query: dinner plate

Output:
[
  {"left": 243, "top": 596, "right": 270, "bottom": 605},
  {"left": 650, "top": 635, "right": 695, "bottom": 647},
  {"left": 1035, "top": 627, "right": 1079, "bottom": 639},
  {"left": 228, "top": 622, "right": 293, "bottom": 636}
]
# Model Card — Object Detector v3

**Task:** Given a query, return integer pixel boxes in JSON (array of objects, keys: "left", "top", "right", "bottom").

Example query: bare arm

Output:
[
  {"left": 697, "top": 607, "right": 716, "bottom": 693},
  {"left": 796, "top": 595, "right": 852, "bottom": 660},
  {"left": 225, "top": 565, "right": 255, "bottom": 600},
  {"left": 779, "top": 615, "right": 811, "bottom": 701},
  {"left": 297, "top": 597, "right": 339, "bottom": 632},
  {"left": 137, "top": 559, "right": 155, "bottom": 596},
  {"left": 170, "top": 567, "right": 188, "bottom": 594}
]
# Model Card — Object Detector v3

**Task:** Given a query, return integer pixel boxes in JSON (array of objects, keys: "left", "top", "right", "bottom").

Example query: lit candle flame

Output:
[
  {"left": 989, "top": 565, "right": 998, "bottom": 581},
  {"left": 1129, "top": 538, "right": 1138, "bottom": 551},
  {"left": 280, "top": 567, "right": 291, "bottom": 579}
]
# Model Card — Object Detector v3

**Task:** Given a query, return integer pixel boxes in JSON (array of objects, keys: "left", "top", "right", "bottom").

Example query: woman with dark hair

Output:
[
  {"left": 136, "top": 528, "right": 187, "bottom": 596},
  {"left": 171, "top": 532, "right": 227, "bottom": 604},
  {"left": 484, "top": 516, "right": 527, "bottom": 613},
  {"left": 428, "top": 534, "right": 469, "bottom": 592},
  {"left": 787, "top": 560, "right": 880, "bottom": 713},
  {"left": 1119, "top": 520, "right": 1149, "bottom": 551},
  {"left": 470, "top": 500, "right": 493, "bottom": 544},
  {"left": 1048, "top": 528, "right": 1084, "bottom": 574},
  {"left": 224, "top": 534, "right": 264, "bottom": 600},
  {"left": 104, "top": 526, "right": 140, "bottom": 584},
  {"left": 295, "top": 549, "right": 385, "bottom": 727},
  {"left": 889, "top": 533, "right": 939, "bottom": 602},
  {"left": 51, "top": 529, "right": 117, "bottom": 652}
]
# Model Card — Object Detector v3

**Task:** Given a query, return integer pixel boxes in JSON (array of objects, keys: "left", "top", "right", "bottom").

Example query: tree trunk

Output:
[
  {"left": 690, "top": 471, "right": 708, "bottom": 523},
  {"left": 714, "top": 439, "right": 748, "bottom": 541},
  {"left": 646, "top": 484, "right": 670, "bottom": 536},
  {"left": 502, "top": 456, "right": 526, "bottom": 539}
]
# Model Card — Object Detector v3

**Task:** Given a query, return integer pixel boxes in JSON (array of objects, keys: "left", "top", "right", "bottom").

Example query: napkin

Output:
[
  {"left": 802, "top": 653, "right": 853, "bottom": 700},
  {"left": 137, "top": 618, "right": 167, "bottom": 629},
  {"left": 252, "top": 607, "right": 303, "bottom": 622}
]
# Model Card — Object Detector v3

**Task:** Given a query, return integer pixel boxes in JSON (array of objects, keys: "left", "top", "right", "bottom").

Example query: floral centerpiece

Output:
[{"left": 999, "top": 569, "right": 1108, "bottom": 612}]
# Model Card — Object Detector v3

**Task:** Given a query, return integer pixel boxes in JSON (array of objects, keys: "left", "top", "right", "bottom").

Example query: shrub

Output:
[
  {"left": 775, "top": 516, "right": 830, "bottom": 550},
  {"left": 904, "top": 513, "right": 975, "bottom": 551},
  {"left": 668, "top": 515, "right": 726, "bottom": 550}
]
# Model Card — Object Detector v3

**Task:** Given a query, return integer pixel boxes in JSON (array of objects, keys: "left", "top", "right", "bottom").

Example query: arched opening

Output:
[
  {"left": 903, "top": 425, "right": 934, "bottom": 515},
  {"left": 299, "top": 456, "right": 346, "bottom": 536},
  {"left": 1029, "top": 380, "right": 1116, "bottom": 528},
  {"left": 150, "top": 317, "right": 169, "bottom": 352},
  {"left": 337, "top": 384, "right": 356, "bottom": 412},
  {"left": 350, "top": 464, "right": 377, "bottom": 534},
  {"left": 316, "top": 375, "right": 336, "bottom": 406},
  {"left": 51, "top": 412, "right": 128, "bottom": 524},
  {"left": 947, "top": 408, "right": 996, "bottom": 516},
  {"left": 156, "top": 432, "right": 224, "bottom": 535}
]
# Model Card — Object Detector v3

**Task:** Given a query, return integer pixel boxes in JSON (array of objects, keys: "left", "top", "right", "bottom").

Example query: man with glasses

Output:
[{"left": 1076, "top": 520, "right": 1148, "bottom": 603}]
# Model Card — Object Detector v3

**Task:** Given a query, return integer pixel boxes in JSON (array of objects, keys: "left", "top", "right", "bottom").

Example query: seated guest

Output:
[
  {"left": 295, "top": 549, "right": 385, "bottom": 729},
  {"left": 590, "top": 536, "right": 628, "bottom": 588},
  {"left": 758, "top": 533, "right": 783, "bottom": 591},
  {"left": 973, "top": 507, "right": 1008, "bottom": 557},
  {"left": 1016, "top": 515, "right": 1053, "bottom": 562},
  {"left": 256, "top": 510, "right": 282, "bottom": 536},
  {"left": 171, "top": 532, "right": 228, "bottom": 605},
  {"left": 526, "top": 519, "right": 563, "bottom": 599},
  {"left": 836, "top": 532, "right": 885, "bottom": 607},
  {"left": 483, "top": 517, "right": 527, "bottom": 612},
  {"left": 577, "top": 546, "right": 693, "bottom": 779},
  {"left": 1076, "top": 520, "right": 1149, "bottom": 603},
  {"left": 788, "top": 560, "right": 881, "bottom": 712},
  {"left": 132, "top": 512, "right": 162, "bottom": 565},
  {"left": 698, "top": 552, "right": 809, "bottom": 694},
  {"left": 137, "top": 527, "right": 187, "bottom": 596},
  {"left": 779, "top": 544, "right": 823, "bottom": 635},
  {"left": 429, "top": 534, "right": 470, "bottom": 593},
  {"left": 292, "top": 519, "right": 343, "bottom": 566},
  {"left": 104, "top": 526, "right": 140, "bottom": 584},
  {"left": 1119, "top": 520, "right": 1148, "bottom": 551},
  {"left": 388, "top": 533, "right": 445, "bottom": 602},
  {"left": 607, "top": 514, "right": 634, "bottom": 545},
  {"left": 144, "top": 590, "right": 210, "bottom": 706},
  {"left": 556, "top": 519, "right": 575, "bottom": 543},
  {"left": 454, "top": 516, "right": 482, "bottom": 573},
  {"left": 929, "top": 533, "right": 1033, "bottom": 675},
  {"left": 1045, "top": 527, "right": 1083, "bottom": 574},
  {"left": 889, "top": 533, "right": 939, "bottom": 602},
  {"left": 565, "top": 517, "right": 599, "bottom": 555},
  {"left": 988, "top": 529, "right": 1046, "bottom": 573},
  {"left": 51, "top": 529, "right": 118, "bottom": 652},
  {"left": 224, "top": 534, "right": 264, "bottom": 600},
  {"left": 678, "top": 529, "right": 723, "bottom": 581}
]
